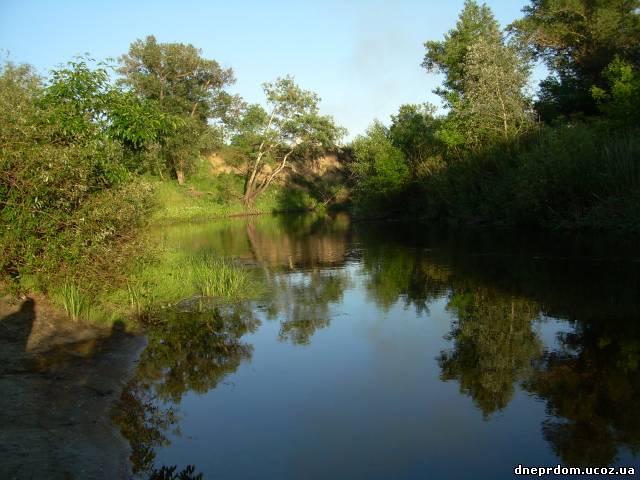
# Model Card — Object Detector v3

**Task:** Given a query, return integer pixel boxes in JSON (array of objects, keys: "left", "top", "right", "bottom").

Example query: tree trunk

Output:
[
  {"left": 243, "top": 189, "right": 257, "bottom": 210},
  {"left": 176, "top": 169, "right": 185, "bottom": 185}
]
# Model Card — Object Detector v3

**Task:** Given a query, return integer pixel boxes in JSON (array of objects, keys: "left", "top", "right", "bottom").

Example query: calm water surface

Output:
[{"left": 117, "top": 213, "right": 640, "bottom": 479}]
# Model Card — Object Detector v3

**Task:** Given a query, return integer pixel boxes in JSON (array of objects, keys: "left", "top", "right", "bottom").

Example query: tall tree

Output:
[
  {"left": 422, "top": 0, "right": 502, "bottom": 106},
  {"left": 461, "top": 38, "right": 533, "bottom": 148},
  {"left": 232, "top": 76, "right": 344, "bottom": 208},
  {"left": 118, "top": 35, "right": 237, "bottom": 183},
  {"left": 509, "top": 0, "right": 640, "bottom": 120},
  {"left": 422, "top": 1, "right": 532, "bottom": 150}
]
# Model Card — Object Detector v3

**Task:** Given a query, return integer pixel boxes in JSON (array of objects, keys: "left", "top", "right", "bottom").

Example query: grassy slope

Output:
[{"left": 151, "top": 158, "right": 319, "bottom": 223}]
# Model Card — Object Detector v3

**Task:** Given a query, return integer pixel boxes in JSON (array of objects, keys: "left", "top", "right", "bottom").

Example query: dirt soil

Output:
[{"left": 0, "top": 294, "right": 146, "bottom": 479}]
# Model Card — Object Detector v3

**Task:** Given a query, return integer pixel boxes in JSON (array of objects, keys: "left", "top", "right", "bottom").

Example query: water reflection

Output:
[
  {"left": 266, "top": 270, "right": 352, "bottom": 345},
  {"left": 361, "top": 244, "right": 450, "bottom": 313},
  {"left": 114, "top": 303, "right": 259, "bottom": 474},
  {"left": 526, "top": 319, "right": 640, "bottom": 465},
  {"left": 439, "top": 289, "right": 541, "bottom": 418},
  {"left": 116, "top": 214, "right": 640, "bottom": 477}
]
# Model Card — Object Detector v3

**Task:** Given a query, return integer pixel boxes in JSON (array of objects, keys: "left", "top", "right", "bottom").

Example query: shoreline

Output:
[{"left": 0, "top": 294, "right": 146, "bottom": 479}]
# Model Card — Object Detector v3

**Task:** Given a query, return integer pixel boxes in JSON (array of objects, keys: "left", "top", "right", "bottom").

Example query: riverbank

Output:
[
  {"left": 0, "top": 294, "right": 146, "bottom": 479},
  {"left": 149, "top": 155, "right": 341, "bottom": 224}
]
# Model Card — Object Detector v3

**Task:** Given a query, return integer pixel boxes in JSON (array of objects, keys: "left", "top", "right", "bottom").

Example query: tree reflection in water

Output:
[
  {"left": 357, "top": 223, "right": 640, "bottom": 464},
  {"left": 114, "top": 302, "right": 259, "bottom": 474},
  {"left": 266, "top": 269, "right": 351, "bottom": 345},
  {"left": 439, "top": 288, "right": 541, "bottom": 417},
  {"left": 114, "top": 216, "right": 640, "bottom": 473},
  {"left": 526, "top": 319, "right": 640, "bottom": 465}
]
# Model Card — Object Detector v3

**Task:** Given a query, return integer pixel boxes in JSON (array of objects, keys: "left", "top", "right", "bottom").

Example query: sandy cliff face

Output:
[
  {"left": 208, "top": 151, "right": 347, "bottom": 182},
  {"left": 207, "top": 150, "right": 350, "bottom": 206}
]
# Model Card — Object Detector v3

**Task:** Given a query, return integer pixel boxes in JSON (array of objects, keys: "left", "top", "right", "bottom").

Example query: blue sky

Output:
[{"left": 1, "top": 0, "right": 542, "bottom": 138}]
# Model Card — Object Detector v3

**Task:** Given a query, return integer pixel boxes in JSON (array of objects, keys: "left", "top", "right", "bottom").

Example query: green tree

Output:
[
  {"left": 422, "top": 1, "right": 532, "bottom": 151},
  {"left": 422, "top": 0, "right": 501, "bottom": 106},
  {"left": 509, "top": 0, "right": 640, "bottom": 120},
  {"left": 591, "top": 57, "right": 640, "bottom": 124},
  {"left": 118, "top": 35, "right": 237, "bottom": 183},
  {"left": 461, "top": 38, "right": 533, "bottom": 148},
  {"left": 232, "top": 76, "right": 344, "bottom": 208},
  {"left": 349, "top": 121, "right": 410, "bottom": 207},
  {"left": 388, "top": 103, "right": 443, "bottom": 175}
]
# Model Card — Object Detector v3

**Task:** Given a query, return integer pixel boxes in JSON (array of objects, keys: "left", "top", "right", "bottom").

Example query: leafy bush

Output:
[
  {"left": 0, "top": 60, "right": 158, "bottom": 294},
  {"left": 349, "top": 121, "right": 410, "bottom": 211}
]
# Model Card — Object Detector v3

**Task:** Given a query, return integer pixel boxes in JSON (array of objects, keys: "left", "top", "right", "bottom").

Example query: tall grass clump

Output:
[
  {"left": 192, "top": 254, "right": 254, "bottom": 299},
  {"left": 59, "top": 280, "right": 87, "bottom": 321}
]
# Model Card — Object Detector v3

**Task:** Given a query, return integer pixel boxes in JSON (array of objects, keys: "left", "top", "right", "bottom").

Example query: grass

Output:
[
  {"left": 98, "top": 235, "right": 264, "bottom": 322},
  {"left": 43, "top": 209, "right": 265, "bottom": 326},
  {"left": 59, "top": 280, "right": 87, "bottom": 321},
  {"left": 150, "top": 158, "right": 321, "bottom": 223},
  {"left": 192, "top": 254, "right": 253, "bottom": 298},
  {"left": 9, "top": 156, "right": 311, "bottom": 326}
]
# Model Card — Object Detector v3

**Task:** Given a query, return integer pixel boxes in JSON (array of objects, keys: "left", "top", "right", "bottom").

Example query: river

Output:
[{"left": 115, "top": 213, "right": 640, "bottom": 479}]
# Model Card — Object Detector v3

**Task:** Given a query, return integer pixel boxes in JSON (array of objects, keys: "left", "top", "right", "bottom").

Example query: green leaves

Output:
[
  {"left": 349, "top": 121, "right": 410, "bottom": 205},
  {"left": 421, "top": 1, "right": 532, "bottom": 151},
  {"left": 389, "top": 103, "right": 442, "bottom": 170},
  {"left": 591, "top": 57, "right": 640, "bottom": 124},
  {"left": 461, "top": 38, "right": 533, "bottom": 148},
  {"left": 422, "top": 0, "right": 501, "bottom": 102},
  {"left": 106, "top": 93, "right": 180, "bottom": 151},
  {"left": 509, "top": 0, "right": 640, "bottom": 120},
  {"left": 0, "top": 59, "right": 159, "bottom": 282},
  {"left": 117, "top": 35, "right": 236, "bottom": 181},
  {"left": 233, "top": 76, "right": 344, "bottom": 206}
]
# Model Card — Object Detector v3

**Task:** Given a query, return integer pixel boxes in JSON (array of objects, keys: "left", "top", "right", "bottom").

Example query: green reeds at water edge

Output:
[
  {"left": 192, "top": 254, "right": 254, "bottom": 299},
  {"left": 114, "top": 249, "right": 260, "bottom": 319}
]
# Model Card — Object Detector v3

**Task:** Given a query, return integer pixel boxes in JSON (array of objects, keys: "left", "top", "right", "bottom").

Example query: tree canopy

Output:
[
  {"left": 422, "top": 0, "right": 502, "bottom": 105},
  {"left": 118, "top": 36, "right": 237, "bottom": 183},
  {"left": 509, "top": 0, "right": 640, "bottom": 119},
  {"left": 232, "top": 76, "right": 344, "bottom": 207}
]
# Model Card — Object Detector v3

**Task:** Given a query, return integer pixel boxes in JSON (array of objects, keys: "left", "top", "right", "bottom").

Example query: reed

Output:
[
  {"left": 192, "top": 254, "right": 253, "bottom": 299},
  {"left": 60, "top": 280, "right": 87, "bottom": 321}
]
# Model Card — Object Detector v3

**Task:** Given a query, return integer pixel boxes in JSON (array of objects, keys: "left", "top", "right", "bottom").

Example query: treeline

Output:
[
  {"left": 348, "top": 0, "right": 640, "bottom": 230},
  {"left": 0, "top": 36, "right": 343, "bottom": 288}
]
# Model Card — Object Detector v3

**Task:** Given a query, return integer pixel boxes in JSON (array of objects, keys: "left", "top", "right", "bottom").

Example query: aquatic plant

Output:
[{"left": 192, "top": 254, "right": 253, "bottom": 298}]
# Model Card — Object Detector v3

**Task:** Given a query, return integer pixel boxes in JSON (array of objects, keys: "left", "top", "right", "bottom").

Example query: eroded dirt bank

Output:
[{"left": 0, "top": 295, "right": 146, "bottom": 479}]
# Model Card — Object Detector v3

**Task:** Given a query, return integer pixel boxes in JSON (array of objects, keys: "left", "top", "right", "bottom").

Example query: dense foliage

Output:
[
  {"left": 349, "top": 0, "right": 640, "bottom": 230},
  {"left": 118, "top": 35, "right": 238, "bottom": 183},
  {"left": 0, "top": 60, "right": 158, "bottom": 287}
]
